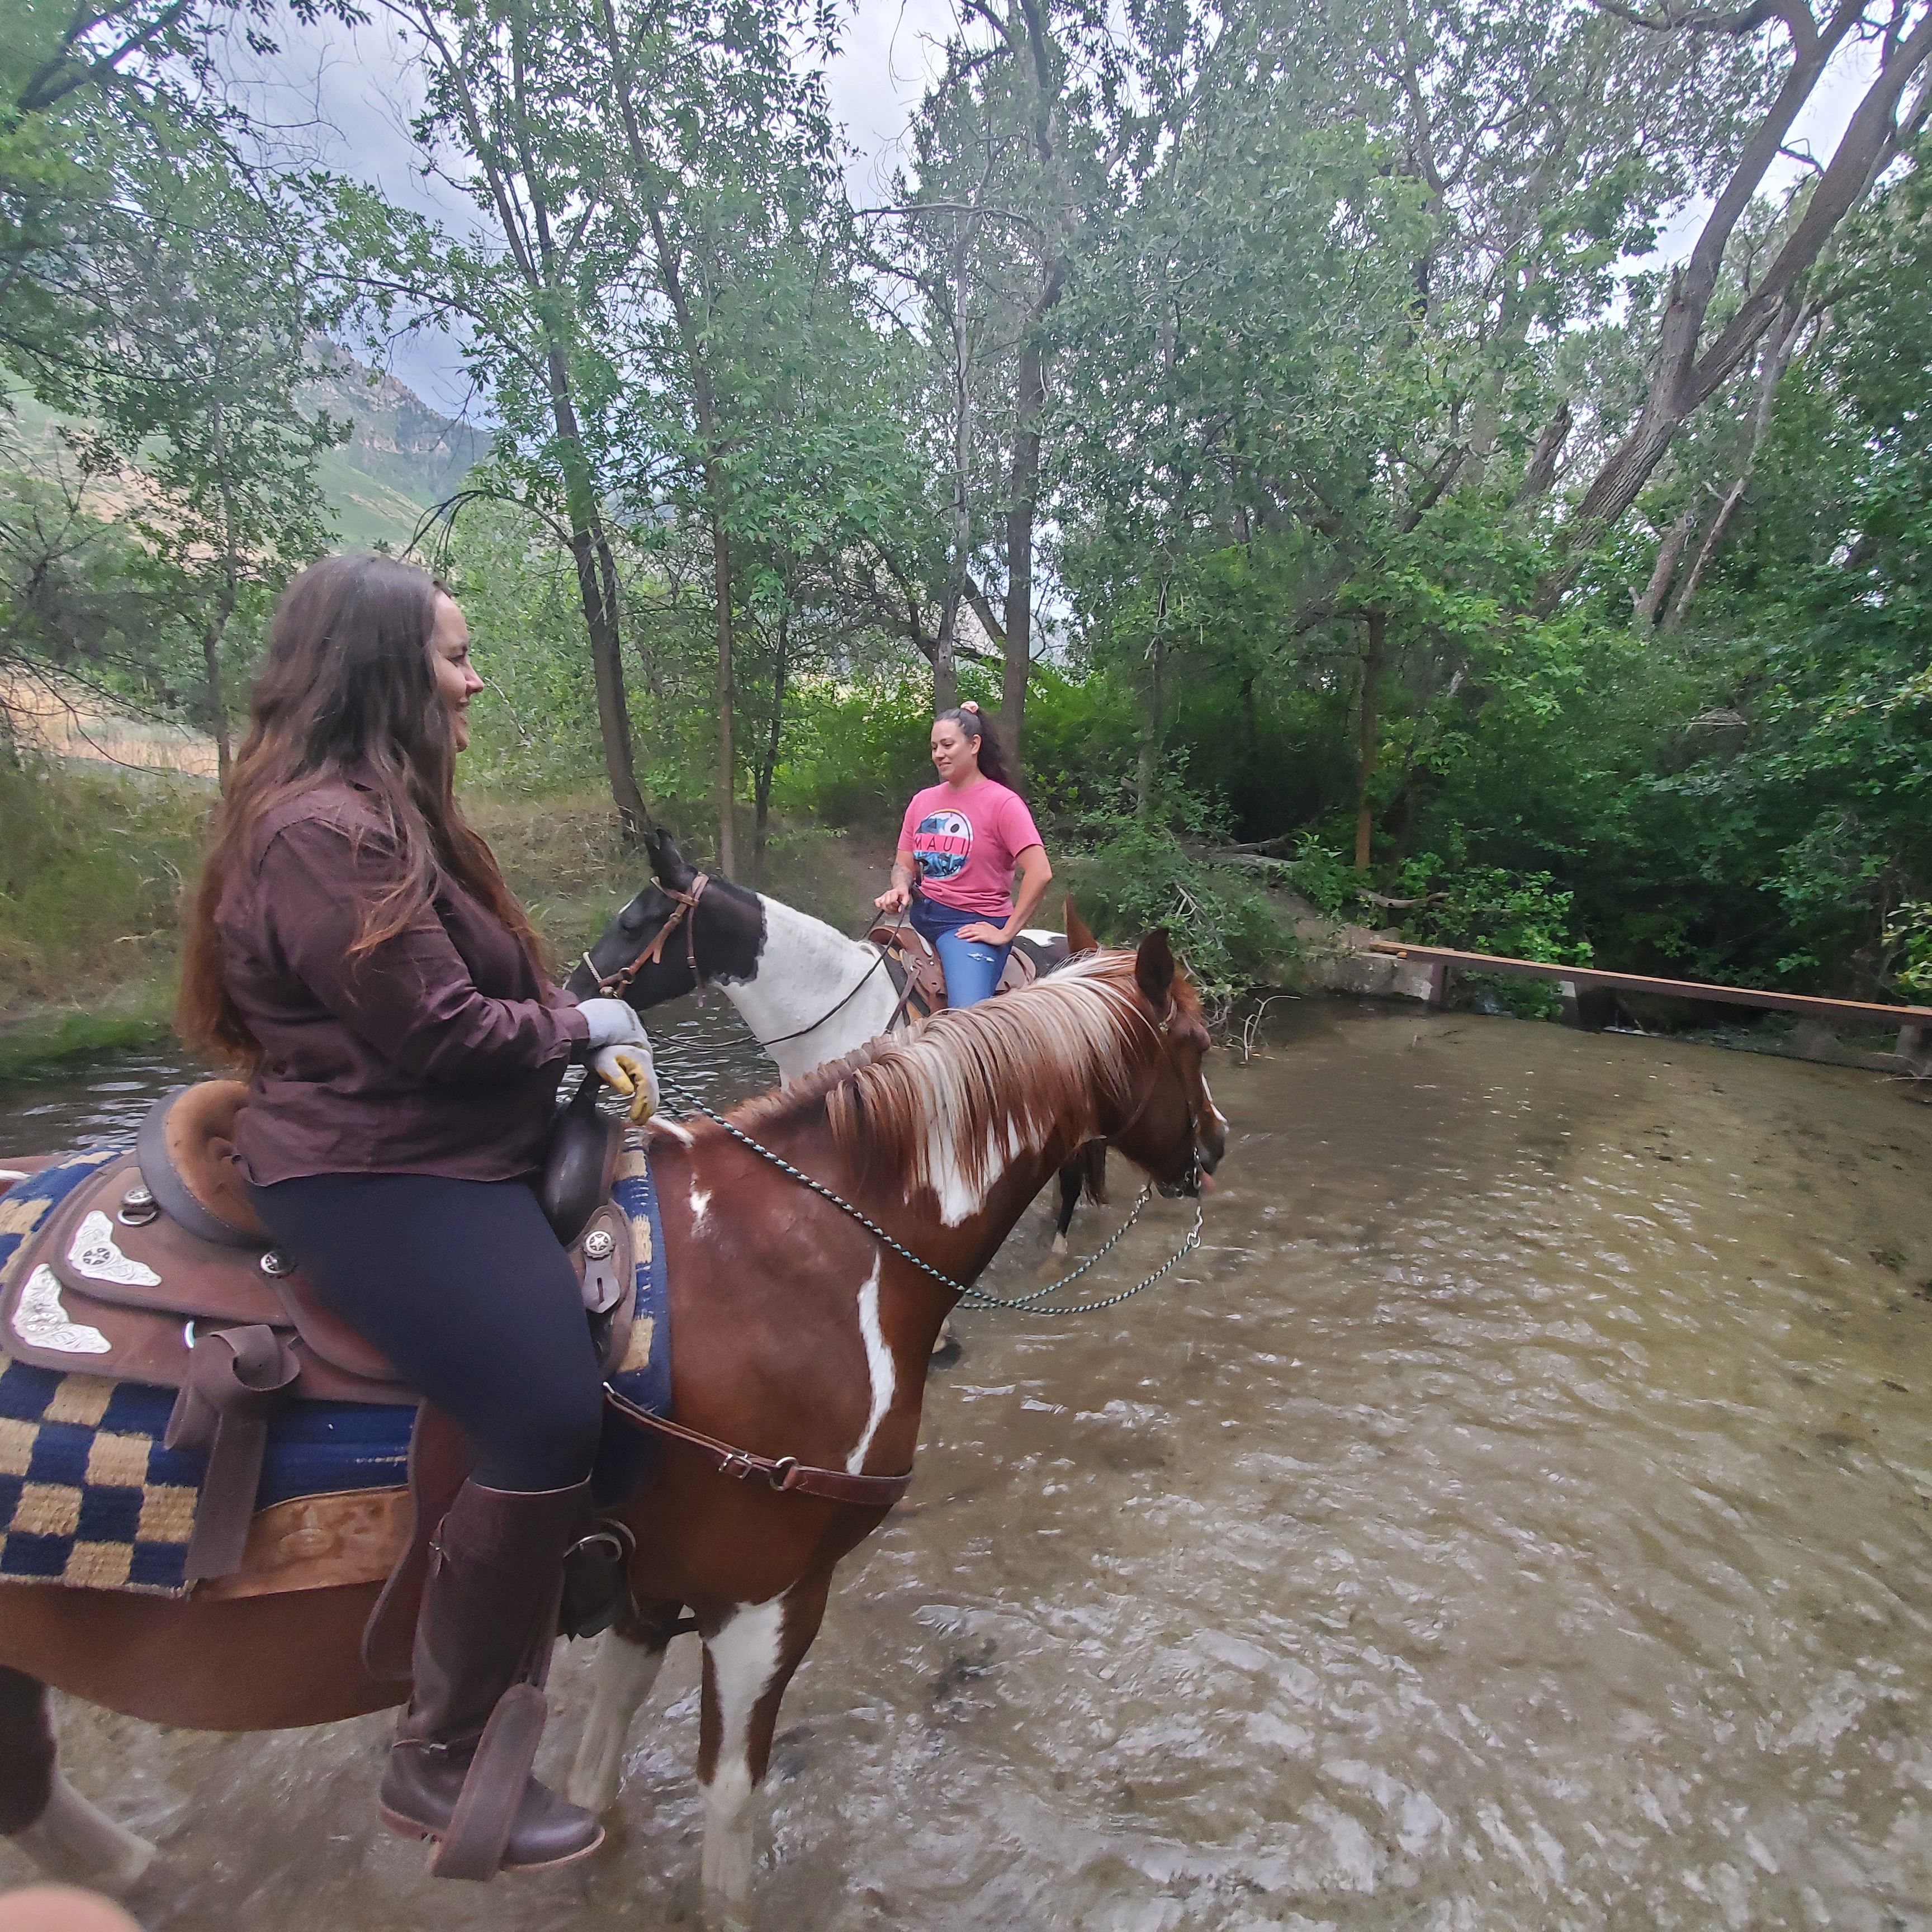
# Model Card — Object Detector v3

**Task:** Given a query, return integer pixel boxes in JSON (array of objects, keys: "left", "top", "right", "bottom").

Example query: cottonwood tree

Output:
[
  {"left": 1540, "top": 0, "right": 1932, "bottom": 605},
  {"left": 374, "top": 0, "right": 847, "bottom": 865},
  {"left": 96, "top": 163, "right": 344, "bottom": 782},
  {"left": 868, "top": 0, "right": 1121, "bottom": 781},
  {"left": 367, "top": 0, "right": 657, "bottom": 837}
]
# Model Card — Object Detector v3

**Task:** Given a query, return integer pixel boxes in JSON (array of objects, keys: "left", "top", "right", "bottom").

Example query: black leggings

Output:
[{"left": 249, "top": 1172, "right": 604, "bottom": 1493}]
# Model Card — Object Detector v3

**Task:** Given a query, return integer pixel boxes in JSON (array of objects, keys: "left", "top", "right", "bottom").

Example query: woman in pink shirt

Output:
[{"left": 874, "top": 701, "right": 1054, "bottom": 1006}]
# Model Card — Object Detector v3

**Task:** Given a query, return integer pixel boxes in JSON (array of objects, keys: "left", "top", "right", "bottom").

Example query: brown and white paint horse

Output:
[{"left": 0, "top": 937, "right": 1225, "bottom": 1918}]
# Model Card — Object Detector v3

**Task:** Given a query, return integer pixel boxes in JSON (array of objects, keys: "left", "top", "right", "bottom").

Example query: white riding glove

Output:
[{"left": 575, "top": 997, "right": 659, "bottom": 1124}]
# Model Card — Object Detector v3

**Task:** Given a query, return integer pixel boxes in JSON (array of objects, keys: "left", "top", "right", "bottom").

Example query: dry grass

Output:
[{"left": 0, "top": 770, "right": 900, "bottom": 1076}]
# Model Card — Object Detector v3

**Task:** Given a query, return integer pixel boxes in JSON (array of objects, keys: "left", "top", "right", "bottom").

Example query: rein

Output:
[
  {"left": 608, "top": 1045, "right": 1205, "bottom": 1511},
  {"left": 602, "top": 1383, "right": 913, "bottom": 1507},
  {"left": 756, "top": 905, "right": 909, "bottom": 1050},
  {"left": 654, "top": 1073, "right": 1204, "bottom": 1317},
  {"left": 584, "top": 873, "right": 711, "bottom": 1002}
]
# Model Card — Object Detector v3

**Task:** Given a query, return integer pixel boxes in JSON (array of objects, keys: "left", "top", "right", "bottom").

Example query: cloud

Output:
[{"left": 219, "top": 1, "right": 958, "bottom": 416}]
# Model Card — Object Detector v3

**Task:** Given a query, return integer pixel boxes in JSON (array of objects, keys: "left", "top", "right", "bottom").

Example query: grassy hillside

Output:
[
  {"left": 1, "top": 348, "right": 484, "bottom": 553},
  {"left": 0, "top": 761, "right": 894, "bottom": 1076},
  {"left": 304, "top": 349, "right": 486, "bottom": 550}
]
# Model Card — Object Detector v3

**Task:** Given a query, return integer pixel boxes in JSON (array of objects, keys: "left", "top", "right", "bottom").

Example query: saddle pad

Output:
[
  {"left": 0, "top": 1137, "right": 674, "bottom": 1594},
  {"left": 595, "top": 1140, "right": 671, "bottom": 1507},
  {"left": 0, "top": 1353, "right": 412, "bottom": 1597}
]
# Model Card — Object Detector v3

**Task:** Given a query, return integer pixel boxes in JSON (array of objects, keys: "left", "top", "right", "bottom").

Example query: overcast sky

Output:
[
  {"left": 229, "top": 1, "right": 1881, "bottom": 422},
  {"left": 231, "top": 1, "right": 960, "bottom": 414}
]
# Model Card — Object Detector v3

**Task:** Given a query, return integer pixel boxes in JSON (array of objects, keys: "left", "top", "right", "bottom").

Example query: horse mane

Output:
[{"left": 724, "top": 949, "right": 1192, "bottom": 1203}]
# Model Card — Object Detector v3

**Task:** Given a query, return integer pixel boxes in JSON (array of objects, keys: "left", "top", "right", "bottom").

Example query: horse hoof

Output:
[
  {"left": 1049, "top": 1233, "right": 1068, "bottom": 1257},
  {"left": 926, "top": 1333, "right": 962, "bottom": 1375}
]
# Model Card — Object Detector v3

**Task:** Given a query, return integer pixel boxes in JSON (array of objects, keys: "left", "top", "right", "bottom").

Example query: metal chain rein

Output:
[{"left": 654, "top": 1073, "right": 1202, "bottom": 1318}]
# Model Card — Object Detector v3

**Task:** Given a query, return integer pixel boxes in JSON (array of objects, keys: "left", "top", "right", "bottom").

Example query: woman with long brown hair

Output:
[{"left": 179, "top": 554, "right": 652, "bottom": 1873}]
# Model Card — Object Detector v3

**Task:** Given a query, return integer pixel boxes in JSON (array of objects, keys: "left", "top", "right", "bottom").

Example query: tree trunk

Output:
[
  {"left": 590, "top": 0, "right": 734, "bottom": 866},
  {"left": 753, "top": 618, "right": 787, "bottom": 882},
  {"left": 1536, "top": 3, "right": 1931, "bottom": 609},
  {"left": 201, "top": 585, "right": 236, "bottom": 790},
  {"left": 1355, "top": 610, "right": 1386, "bottom": 873},
  {"left": 997, "top": 0, "right": 1072, "bottom": 785},
  {"left": 468, "top": 10, "right": 647, "bottom": 839},
  {"left": 1664, "top": 296, "right": 1813, "bottom": 631},
  {"left": 202, "top": 485, "right": 238, "bottom": 790},
  {"left": 707, "top": 482, "right": 735, "bottom": 875},
  {"left": 933, "top": 591, "right": 960, "bottom": 713},
  {"left": 1515, "top": 401, "right": 1572, "bottom": 505},
  {"left": 1134, "top": 627, "right": 1163, "bottom": 821},
  {"left": 1002, "top": 324, "right": 1048, "bottom": 782},
  {"left": 546, "top": 348, "right": 649, "bottom": 839},
  {"left": 935, "top": 217, "right": 970, "bottom": 717},
  {"left": 1634, "top": 502, "right": 1699, "bottom": 631}
]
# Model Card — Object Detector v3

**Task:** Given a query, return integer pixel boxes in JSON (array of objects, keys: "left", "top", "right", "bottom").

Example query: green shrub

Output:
[
  {"left": 769, "top": 675, "right": 935, "bottom": 828},
  {"left": 1059, "top": 814, "right": 1284, "bottom": 1006},
  {"left": 1885, "top": 900, "right": 1932, "bottom": 998},
  {"left": 1282, "top": 832, "right": 1357, "bottom": 918},
  {"left": 1391, "top": 854, "right": 1592, "bottom": 1018}
]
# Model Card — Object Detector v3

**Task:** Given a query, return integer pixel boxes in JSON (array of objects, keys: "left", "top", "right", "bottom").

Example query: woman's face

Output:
[
  {"left": 430, "top": 594, "right": 483, "bottom": 752},
  {"left": 931, "top": 718, "right": 979, "bottom": 784}
]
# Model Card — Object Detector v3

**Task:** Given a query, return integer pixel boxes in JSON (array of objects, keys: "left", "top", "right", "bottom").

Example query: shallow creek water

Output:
[{"left": 4, "top": 997, "right": 1932, "bottom": 1930}]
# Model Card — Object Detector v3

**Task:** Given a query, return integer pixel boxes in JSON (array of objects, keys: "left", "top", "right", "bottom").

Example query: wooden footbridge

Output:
[{"left": 1366, "top": 941, "right": 1932, "bottom": 1071}]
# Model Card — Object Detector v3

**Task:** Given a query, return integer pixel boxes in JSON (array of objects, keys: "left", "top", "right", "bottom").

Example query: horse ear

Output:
[
  {"left": 648, "top": 831, "right": 692, "bottom": 889},
  {"left": 1064, "top": 896, "right": 1098, "bottom": 954},
  {"left": 1134, "top": 929, "right": 1176, "bottom": 1008}
]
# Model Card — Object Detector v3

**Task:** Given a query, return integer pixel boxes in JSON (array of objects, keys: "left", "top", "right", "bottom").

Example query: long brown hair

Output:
[{"left": 178, "top": 553, "right": 544, "bottom": 1066}]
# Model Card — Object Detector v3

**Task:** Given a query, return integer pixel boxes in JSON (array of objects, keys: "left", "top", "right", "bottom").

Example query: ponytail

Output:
[{"left": 937, "top": 700, "right": 1016, "bottom": 790}]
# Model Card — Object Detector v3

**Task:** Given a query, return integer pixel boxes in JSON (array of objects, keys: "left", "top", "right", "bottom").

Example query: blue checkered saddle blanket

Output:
[{"left": 1, "top": 1142, "right": 672, "bottom": 1597}]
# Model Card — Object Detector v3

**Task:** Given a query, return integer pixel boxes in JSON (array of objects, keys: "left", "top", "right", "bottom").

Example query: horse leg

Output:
[
  {"left": 696, "top": 1574, "right": 831, "bottom": 1926},
  {"left": 566, "top": 1603, "right": 683, "bottom": 1814},
  {"left": 1050, "top": 1142, "right": 1109, "bottom": 1260},
  {"left": 1050, "top": 1158, "right": 1082, "bottom": 1257},
  {"left": 0, "top": 1669, "right": 153, "bottom": 1890}
]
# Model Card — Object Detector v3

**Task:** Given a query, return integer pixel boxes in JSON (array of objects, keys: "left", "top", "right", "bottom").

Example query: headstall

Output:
[{"left": 586, "top": 873, "right": 711, "bottom": 1001}]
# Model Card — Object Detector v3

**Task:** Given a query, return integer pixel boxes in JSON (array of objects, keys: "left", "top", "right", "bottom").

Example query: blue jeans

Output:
[{"left": 911, "top": 895, "right": 1011, "bottom": 1007}]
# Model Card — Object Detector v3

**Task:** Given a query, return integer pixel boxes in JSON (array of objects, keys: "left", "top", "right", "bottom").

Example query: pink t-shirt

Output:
[{"left": 899, "top": 778, "right": 1044, "bottom": 920}]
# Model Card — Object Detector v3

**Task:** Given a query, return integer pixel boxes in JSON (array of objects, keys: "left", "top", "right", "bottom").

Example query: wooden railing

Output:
[{"left": 1366, "top": 940, "right": 1932, "bottom": 1062}]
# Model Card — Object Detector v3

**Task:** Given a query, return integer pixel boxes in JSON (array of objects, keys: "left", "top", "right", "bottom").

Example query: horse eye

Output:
[{"left": 618, "top": 907, "right": 645, "bottom": 934}]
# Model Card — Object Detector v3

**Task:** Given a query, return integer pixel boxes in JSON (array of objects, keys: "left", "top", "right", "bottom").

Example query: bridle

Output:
[{"left": 582, "top": 873, "right": 711, "bottom": 1002}]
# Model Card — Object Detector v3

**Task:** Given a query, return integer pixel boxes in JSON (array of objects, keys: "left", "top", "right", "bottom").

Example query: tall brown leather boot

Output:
[{"left": 378, "top": 1479, "right": 604, "bottom": 1878}]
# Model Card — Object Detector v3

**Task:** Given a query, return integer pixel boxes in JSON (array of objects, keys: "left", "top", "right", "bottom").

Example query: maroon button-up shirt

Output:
[{"left": 217, "top": 777, "right": 590, "bottom": 1185}]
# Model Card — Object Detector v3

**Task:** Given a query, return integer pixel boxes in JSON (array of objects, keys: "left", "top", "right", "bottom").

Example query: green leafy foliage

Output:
[
  {"left": 1059, "top": 815, "right": 1285, "bottom": 1007},
  {"left": 1887, "top": 903, "right": 1932, "bottom": 1000},
  {"left": 5, "top": 0, "right": 1931, "bottom": 1039}
]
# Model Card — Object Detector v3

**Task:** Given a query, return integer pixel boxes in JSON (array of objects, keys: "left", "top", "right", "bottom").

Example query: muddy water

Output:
[{"left": 5, "top": 999, "right": 1932, "bottom": 1929}]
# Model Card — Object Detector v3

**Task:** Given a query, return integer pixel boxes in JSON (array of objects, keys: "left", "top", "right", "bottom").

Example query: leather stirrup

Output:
[{"left": 429, "top": 1684, "right": 549, "bottom": 1882}]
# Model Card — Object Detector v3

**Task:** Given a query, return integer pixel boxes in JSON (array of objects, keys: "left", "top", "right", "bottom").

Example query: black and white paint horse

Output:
[{"left": 565, "top": 831, "right": 1107, "bottom": 1252}]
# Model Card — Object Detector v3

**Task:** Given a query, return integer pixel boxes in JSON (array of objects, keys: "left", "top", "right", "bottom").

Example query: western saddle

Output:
[
  {"left": 2, "top": 1080, "right": 635, "bottom": 1588},
  {"left": 866, "top": 921, "right": 1048, "bottom": 1024}
]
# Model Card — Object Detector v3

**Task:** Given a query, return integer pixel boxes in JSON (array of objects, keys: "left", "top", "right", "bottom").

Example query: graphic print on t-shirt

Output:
[{"left": 911, "top": 808, "right": 973, "bottom": 882}]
